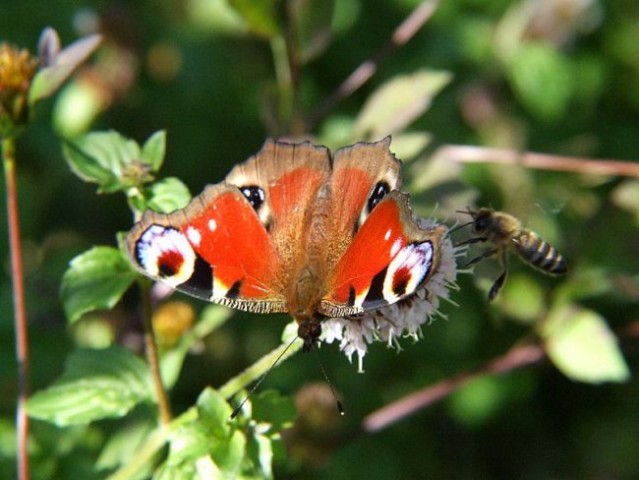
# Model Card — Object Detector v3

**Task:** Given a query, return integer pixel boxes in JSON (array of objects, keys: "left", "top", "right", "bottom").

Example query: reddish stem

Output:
[
  {"left": 139, "top": 278, "right": 173, "bottom": 426},
  {"left": 305, "top": 0, "right": 440, "bottom": 131},
  {"left": 363, "top": 343, "right": 544, "bottom": 433},
  {"left": 3, "top": 137, "right": 30, "bottom": 480},
  {"left": 434, "top": 144, "right": 639, "bottom": 178}
]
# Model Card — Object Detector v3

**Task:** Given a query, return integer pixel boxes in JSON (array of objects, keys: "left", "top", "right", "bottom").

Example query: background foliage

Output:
[{"left": 2, "top": 0, "right": 639, "bottom": 478}]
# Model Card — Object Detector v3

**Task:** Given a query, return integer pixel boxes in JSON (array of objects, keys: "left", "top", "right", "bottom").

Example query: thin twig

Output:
[
  {"left": 362, "top": 343, "right": 545, "bottom": 433},
  {"left": 219, "top": 333, "right": 303, "bottom": 399},
  {"left": 2, "top": 137, "right": 31, "bottom": 480},
  {"left": 434, "top": 144, "right": 639, "bottom": 178},
  {"left": 363, "top": 320, "right": 639, "bottom": 433},
  {"left": 139, "top": 278, "right": 172, "bottom": 426},
  {"left": 305, "top": 0, "right": 440, "bottom": 131}
]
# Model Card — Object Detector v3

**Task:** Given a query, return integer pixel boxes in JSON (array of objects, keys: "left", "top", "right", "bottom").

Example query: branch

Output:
[
  {"left": 363, "top": 320, "right": 639, "bottom": 433},
  {"left": 305, "top": 0, "right": 440, "bottom": 131},
  {"left": 362, "top": 342, "right": 544, "bottom": 433},
  {"left": 139, "top": 278, "right": 172, "bottom": 425},
  {"left": 2, "top": 137, "right": 31, "bottom": 480},
  {"left": 433, "top": 144, "right": 639, "bottom": 178}
]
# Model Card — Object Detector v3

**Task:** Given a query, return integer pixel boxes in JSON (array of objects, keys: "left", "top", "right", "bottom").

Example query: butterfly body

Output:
[{"left": 127, "top": 138, "right": 446, "bottom": 350}]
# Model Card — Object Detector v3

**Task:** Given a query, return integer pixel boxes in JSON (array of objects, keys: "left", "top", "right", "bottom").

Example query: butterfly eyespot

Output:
[
  {"left": 135, "top": 225, "right": 196, "bottom": 287},
  {"left": 240, "top": 185, "right": 265, "bottom": 211},
  {"left": 367, "top": 182, "right": 390, "bottom": 213}
]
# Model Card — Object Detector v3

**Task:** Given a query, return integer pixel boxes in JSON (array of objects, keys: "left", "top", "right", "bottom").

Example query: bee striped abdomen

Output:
[{"left": 513, "top": 231, "right": 567, "bottom": 275}]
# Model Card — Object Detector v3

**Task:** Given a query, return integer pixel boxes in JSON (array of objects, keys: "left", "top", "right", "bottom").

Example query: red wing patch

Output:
[
  {"left": 320, "top": 192, "right": 435, "bottom": 316},
  {"left": 126, "top": 184, "right": 287, "bottom": 313}
]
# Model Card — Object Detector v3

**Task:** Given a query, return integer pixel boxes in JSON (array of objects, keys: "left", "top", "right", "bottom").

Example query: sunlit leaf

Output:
[
  {"left": 229, "top": 0, "right": 279, "bottom": 38},
  {"left": 354, "top": 69, "right": 451, "bottom": 139},
  {"left": 53, "top": 80, "right": 105, "bottom": 137},
  {"left": 61, "top": 246, "right": 137, "bottom": 324},
  {"left": 387, "top": 131, "right": 432, "bottom": 162},
  {"left": 62, "top": 130, "right": 163, "bottom": 193},
  {"left": 146, "top": 177, "right": 191, "bottom": 213},
  {"left": 185, "top": 0, "right": 249, "bottom": 35},
  {"left": 542, "top": 304, "right": 630, "bottom": 384},
  {"left": 141, "top": 130, "right": 166, "bottom": 172},
  {"left": 96, "top": 418, "right": 156, "bottom": 473},
  {"left": 507, "top": 42, "right": 573, "bottom": 120},
  {"left": 27, "top": 346, "right": 154, "bottom": 426},
  {"left": 612, "top": 179, "right": 639, "bottom": 227},
  {"left": 247, "top": 432, "right": 274, "bottom": 479}
]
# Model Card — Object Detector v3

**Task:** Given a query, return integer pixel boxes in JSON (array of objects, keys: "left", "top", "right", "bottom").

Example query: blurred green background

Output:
[{"left": 2, "top": 0, "right": 639, "bottom": 478}]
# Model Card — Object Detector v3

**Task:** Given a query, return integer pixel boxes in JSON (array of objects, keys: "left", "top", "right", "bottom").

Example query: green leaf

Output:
[
  {"left": 141, "top": 130, "right": 166, "bottom": 172},
  {"left": 229, "top": 0, "right": 280, "bottom": 38},
  {"left": 542, "top": 304, "right": 631, "bottom": 384},
  {"left": 96, "top": 418, "right": 156, "bottom": 474},
  {"left": 251, "top": 390, "right": 296, "bottom": 431},
  {"left": 146, "top": 177, "right": 192, "bottom": 213},
  {"left": 246, "top": 432, "right": 274, "bottom": 480},
  {"left": 155, "top": 388, "right": 245, "bottom": 479},
  {"left": 612, "top": 179, "right": 639, "bottom": 227},
  {"left": 62, "top": 131, "right": 159, "bottom": 193},
  {"left": 354, "top": 69, "right": 451, "bottom": 139},
  {"left": 29, "top": 32, "right": 102, "bottom": 105},
  {"left": 508, "top": 42, "right": 573, "bottom": 120},
  {"left": 197, "top": 388, "right": 233, "bottom": 437},
  {"left": 61, "top": 246, "right": 137, "bottom": 323},
  {"left": 160, "top": 306, "right": 233, "bottom": 390},
  {"left": 198, "top": 388, "right": 245, "bottom": 475},
  {"left": 27, "top": 346, "right": 154, "bottom": 426}
]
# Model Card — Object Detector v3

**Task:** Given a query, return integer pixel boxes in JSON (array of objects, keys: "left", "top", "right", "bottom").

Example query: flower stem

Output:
[
  {"left": 139, "top": 278, "right": 172, "bottom": 425},
  {"left": 2, "top": 137, "right": 30, "bottom": 480},
  {"left": 219, "top": 333, "right": 303, "bottom": 399}
]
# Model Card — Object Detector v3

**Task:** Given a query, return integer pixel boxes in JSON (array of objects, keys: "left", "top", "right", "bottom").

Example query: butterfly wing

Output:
[
  {"left": 320, "top": 190, "right": 446, "bottom": 317},
  {"left": 126, "top": 183, "right": 289, "bottom": 313},
  {"left": 126, "top": 139, "right": 332, "bottom": 314},
  {"left": 224, "top": 139, "right": 331, "bottom": 270}
]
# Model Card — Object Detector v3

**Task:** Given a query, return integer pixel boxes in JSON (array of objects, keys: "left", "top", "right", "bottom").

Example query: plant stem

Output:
[
  {"left": 305, "top": 0, "right": 440, "bottom": 131},
  {"left": 433, "top": 144, "right": 639, "bottom": 178},
  {"left": 219, "top": 332, "right": 303, "bottom": 399},
  {"left": 2, "top": 137, "right": 30, "bottom": 480},
  {"left": 107, "top": 407, "right": 197, "bottom": 480},
  {"left": 139, "top": 278, "right": 172, "bottom": 425},
  {"left": 362, "top": 342, "right": 544, "bottom": 433},
  {"left": 270, "top": 34, "right": 296, "bottom": 135}
]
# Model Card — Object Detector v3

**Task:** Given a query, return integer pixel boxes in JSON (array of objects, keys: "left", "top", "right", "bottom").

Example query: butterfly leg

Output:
[{"left": 488, "top": 248, "right": 509, "bottom": 301}]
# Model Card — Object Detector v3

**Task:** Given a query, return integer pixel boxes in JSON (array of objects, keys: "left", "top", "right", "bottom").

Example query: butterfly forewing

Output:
[
  {"left": 126, "top": 183, "right": 288, "bottom": 313},
  {"left": 320, "top": 191, "right": 444, "bottom": 317}
]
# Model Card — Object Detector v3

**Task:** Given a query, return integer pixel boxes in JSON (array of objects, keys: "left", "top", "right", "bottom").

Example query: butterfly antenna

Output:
[
  {"left": 313, "top": 348, "right": 345, "bottom": 416},
  {"left": 230, "top": 335, "right": 300, "bottom": 420}
]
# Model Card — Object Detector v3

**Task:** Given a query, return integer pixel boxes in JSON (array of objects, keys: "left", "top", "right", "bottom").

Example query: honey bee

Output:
[{"left": 460, "top": 207, "right": 567, "bottom": 300}]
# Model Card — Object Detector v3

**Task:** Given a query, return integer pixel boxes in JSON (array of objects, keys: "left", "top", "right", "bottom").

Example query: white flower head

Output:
[{"left": 323, "top": 218, "right": 460, "bottom": 371}]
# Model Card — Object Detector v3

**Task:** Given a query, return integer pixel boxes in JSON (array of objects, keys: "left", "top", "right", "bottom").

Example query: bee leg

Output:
[
  {"left": 455, "top": 236, "right": 488, "bottom": 248},
  {"left": 465, "top": 247, "right": 498, "bottom": 268},
  {"left": 488, "top": 249, "right": 509, "bottom": 301}
]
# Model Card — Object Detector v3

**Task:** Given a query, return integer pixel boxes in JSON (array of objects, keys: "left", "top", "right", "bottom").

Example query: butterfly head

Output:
[{"left": 296, "top": 313, "right": 324, "bottom": 352}]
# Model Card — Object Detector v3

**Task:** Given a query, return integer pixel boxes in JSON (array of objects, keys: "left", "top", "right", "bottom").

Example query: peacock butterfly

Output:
[{"left": 126, "top": 137, "right": 447, "bottom": 351}]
